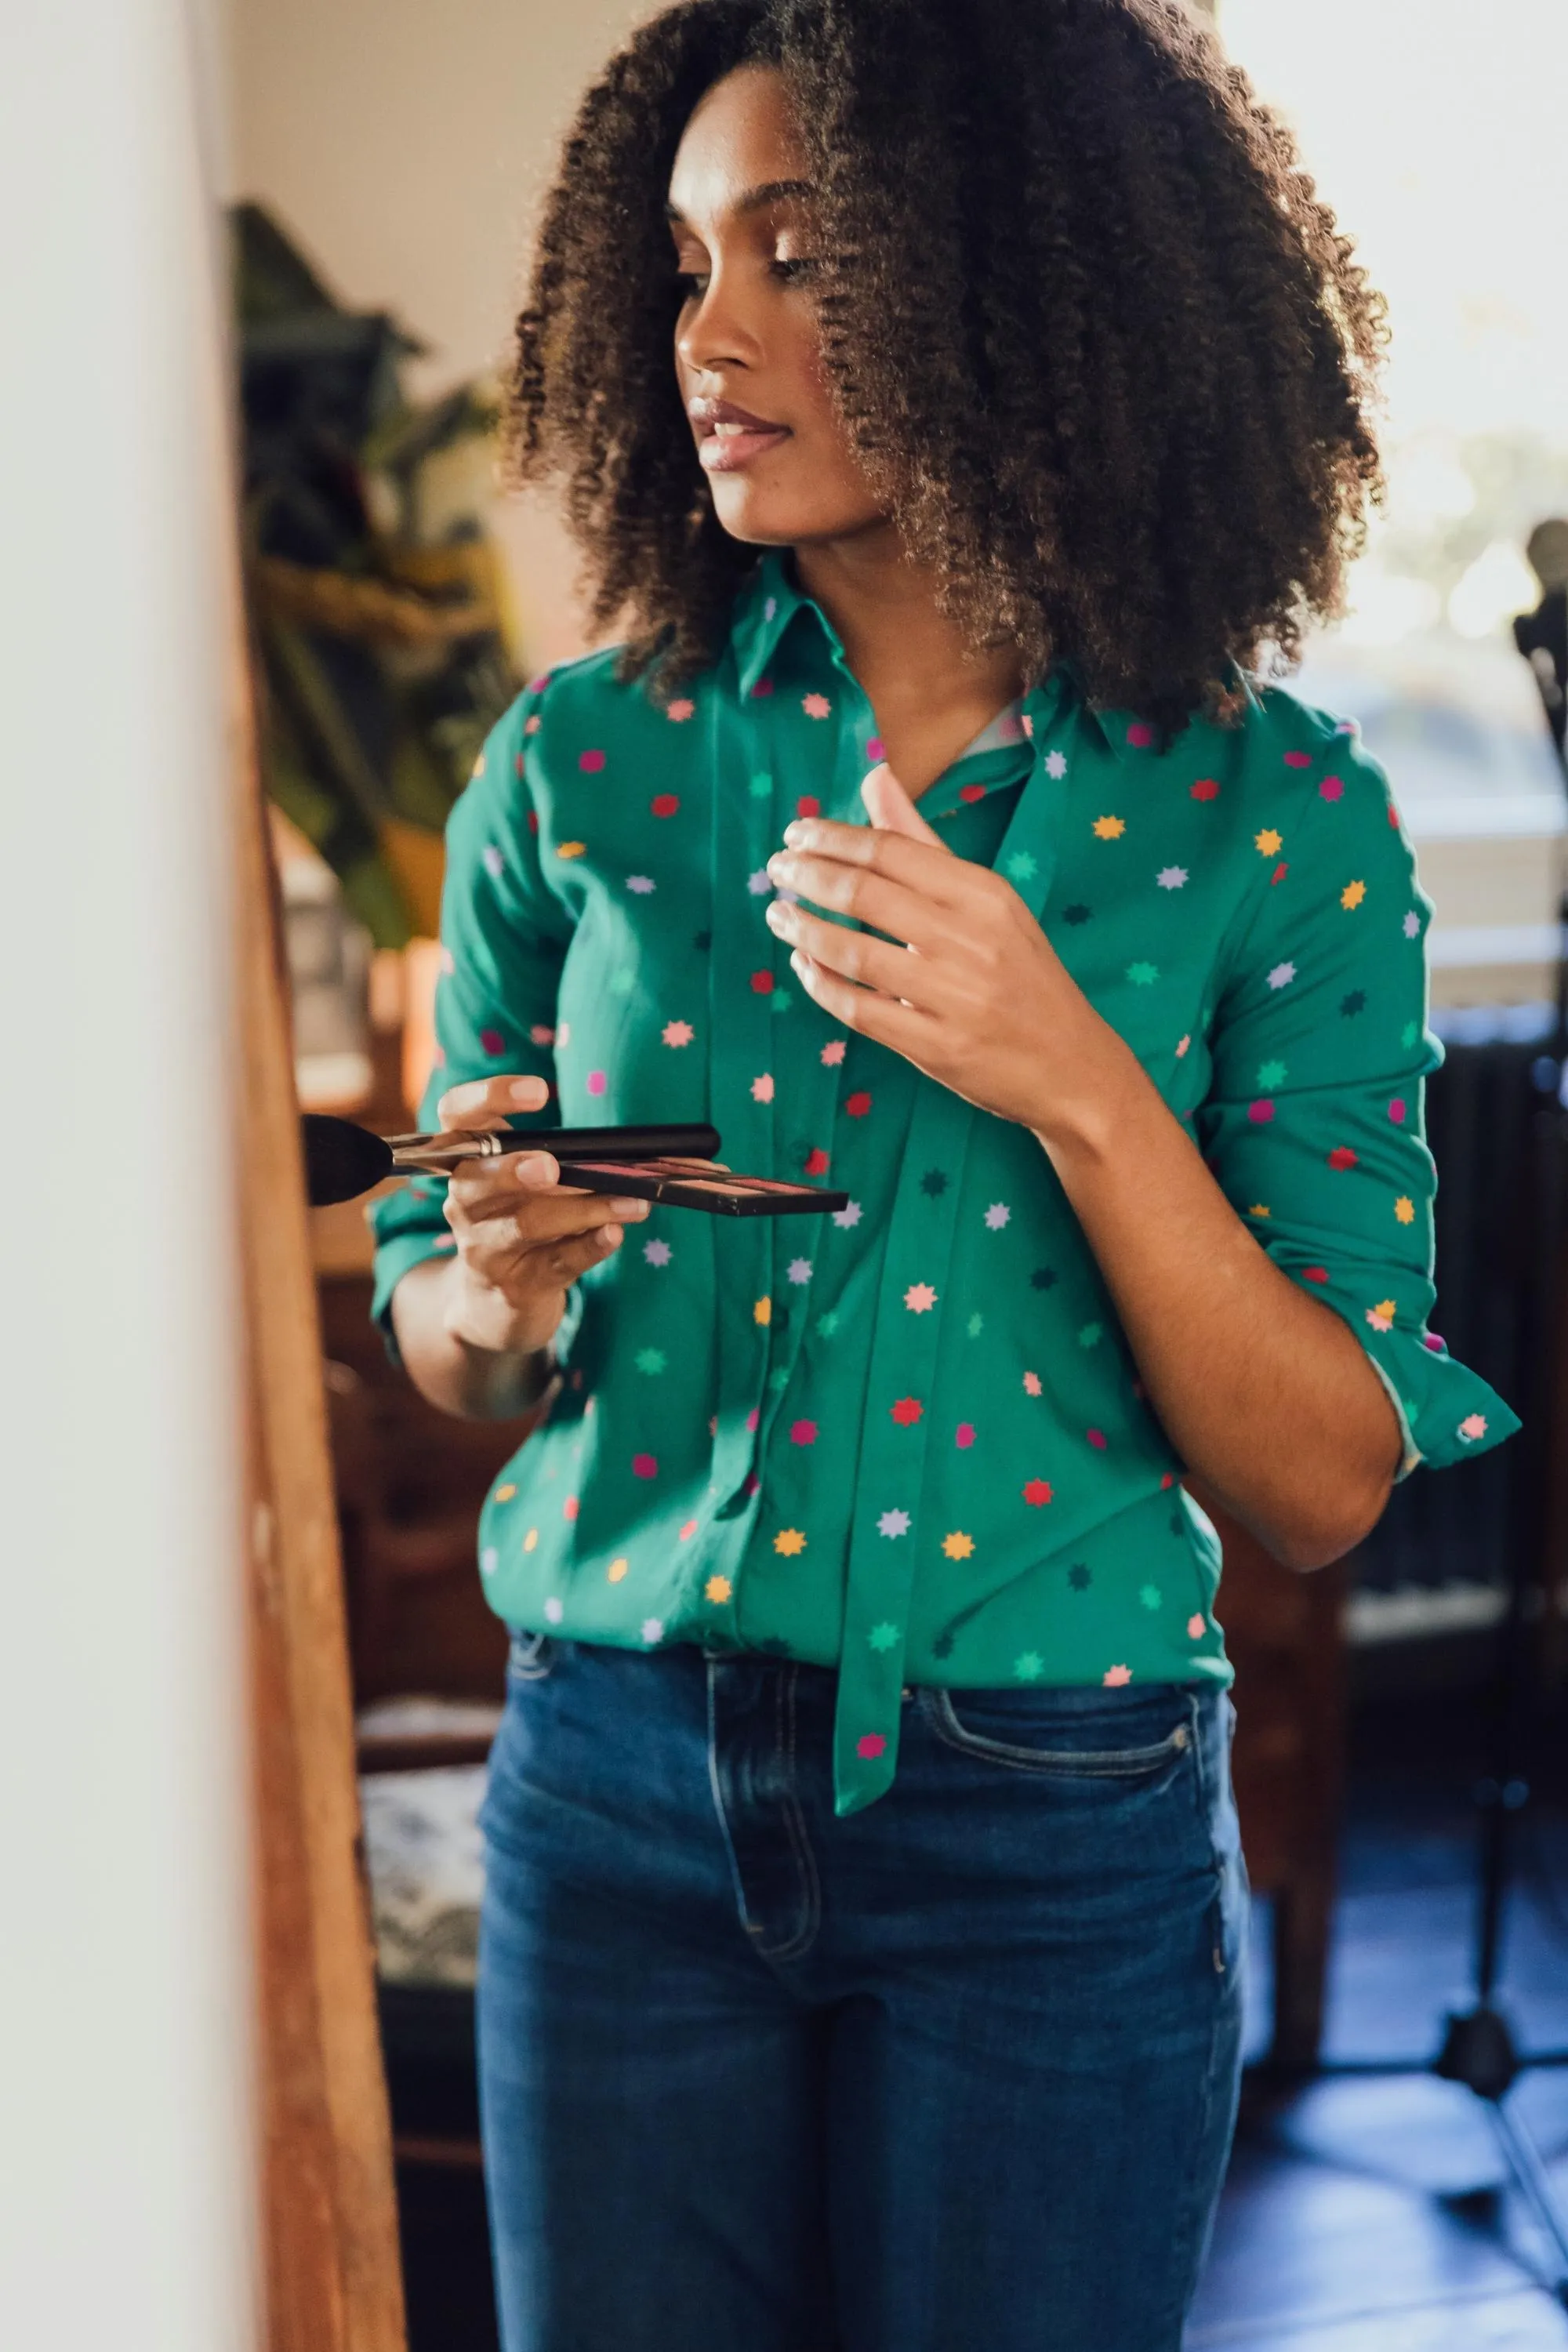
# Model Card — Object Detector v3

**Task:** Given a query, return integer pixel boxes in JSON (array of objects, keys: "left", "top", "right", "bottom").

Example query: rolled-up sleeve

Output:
[
  {"left": 1196, "top": 724, "right": 1520, "bottom": 1476},
  {"left": 368, "top": 684, "right": 574, "bottom": 1336}
]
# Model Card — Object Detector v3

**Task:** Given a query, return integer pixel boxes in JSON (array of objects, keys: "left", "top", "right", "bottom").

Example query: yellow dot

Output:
[
  {"left": 524, "top": 1527, "right": 539, "bottom": 1552},
  {"left": 495, "top": 1483, "right": 517, "bottom": 1503},
  {"left": 1395, "top": 1195, "right": 1415, "bottom": 1224},
  {"left": 774, "top": 1527, "right": 807, "bottom": 1556},
  {"left": 1092, "top": 815, "right": 1126, "bottom": 840},
  {"left": 608, "top": 1556, "right": 630, "bottom": 1583},
  {"left": 1248, "top": 1203, "right": 1271, "bottom": 1218},
  {"left": 753, "top": 1296, "right": 772, "bottom": 1325},
  {"left": 705, "top": 1574, "right": 732, "bottom": 1605},
  {"left": 1341, "top": 878, "right": 1367, "bottom": 909},
  {"left": 557, "top": 840, "right": 587, "bottom": 859},
  {"left": 1254, "top": 828, "right": 1283, "bottom": 856},
  {"left": 942, "top": 1530, "right": 975, "bottom": 1560}
]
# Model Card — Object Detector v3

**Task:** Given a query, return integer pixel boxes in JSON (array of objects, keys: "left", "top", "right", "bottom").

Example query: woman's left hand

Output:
[{"left": 764, "top": 764, "right": 1133, "bottom": 1142}]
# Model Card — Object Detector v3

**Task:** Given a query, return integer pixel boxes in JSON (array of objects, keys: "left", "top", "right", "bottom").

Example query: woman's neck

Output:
[{"left": 790, "top": 532, "right": 1028, "bottom": 799}]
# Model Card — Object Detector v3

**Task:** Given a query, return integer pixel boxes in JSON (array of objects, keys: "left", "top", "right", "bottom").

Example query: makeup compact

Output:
[{"left": 302, "top": 1113, "right": 850, "bottom": 1218}]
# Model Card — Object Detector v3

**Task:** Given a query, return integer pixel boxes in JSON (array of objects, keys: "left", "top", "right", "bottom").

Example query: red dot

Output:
[
  {"left": 790, "top": 1420, "right": 818, "bottom": 1448},
  {"left": 844, "top": 1090, "right": 873, "bottom": 1118},
  {"left": 579, "top": 748, "right": 605, "bottom": 773},
  {"left": 651, "top": 793, "right": 680, "bottom": 818},
  {"left": 742, "top": 1471, "right": 760, "bottom": 1497},
  {"left": 1022, "top": 1476, "right": 1053, "bottom": 1506},
  {"left": 1191, "top": 778, "right": 1219, "bottom": 802},
  {"left": 527, "top": 810, "right": 539, "bottom": 834},
  {"left": 1304, "top": 1266, "right": 1330, "bottom": 1283},
  {"left": 750, "top": 677, "right": 775, "bottom": 699},
  {"left": 959, "top": 782, "right": 986, "bottom": 803},
  {"left": 1087, "top": 1428, "right": 1108, "bottom": 1450},
  {"left": 804, "top": 1146, "right": 830, "bottom": 1176},
  {"left": 956, "top": 1422, "right": 975, "bottom": 1449},
  {"left": 1388, "top": 803, "right": 1401, "bottom": 828},
  {"left": 1272, "top": 862, "right": 1288, "bottom": 884},
  {"left": 480, "top": 1028, "right": 505, "bottom": 1055},
  {"left": 1328, "top": 1145, "right": 1358, "bottom": 1171},
  {"left": 1247, "top": 1099, "right": 1275, "bottom": 1123},
  {"left": 631, "top": 1452, "right": 658, "bottom": 1479},
  {"left": 750, "top": 969, "right": 775, "bottom": 994},
  {"left": 856, "top": 1733, "right": 887, "bottom": 1760},
  {"left": 1160, "top": 1471, "right": 1174, "bottom": 1489},
  {"left": 797, "top": 794, "right": 821, "bottom": 818},
  {"left": 890, "top": 1396, "right": 923, "bottom": 1427},
  {"left": 1127, "top": 721, "right": 1154, "bottom": 749},
  {"left": 1284, "top": 750, "right": 1312, "bottom": 768}
]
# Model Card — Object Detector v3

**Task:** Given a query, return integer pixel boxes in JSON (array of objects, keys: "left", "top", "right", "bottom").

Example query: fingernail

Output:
[
  {"left": 782, "top": 821, "right": 804, "bottom": 847},
  {"left": 510, "top": 1078, "right": 539, "bottom": 1104},
  {"left": 515, "top": 1152, "right": 557, "bottom": 1185},
  {"left": 611, "top": 1198, "right": 648, "bottom": 1218}
]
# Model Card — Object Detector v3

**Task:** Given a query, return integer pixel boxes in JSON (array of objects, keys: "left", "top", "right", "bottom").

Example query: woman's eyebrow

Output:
[{"left": 663, "top": 178, "right": 815, "bottom": 226}]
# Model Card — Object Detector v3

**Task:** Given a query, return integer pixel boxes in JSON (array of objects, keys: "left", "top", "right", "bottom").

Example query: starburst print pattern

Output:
[
  {"left": 748, "top": 867, "right": 772, "bottom": 895},
  {"left": 774, "top": 1528, "right": 807, "bottom": 1555},
  {"left": 705, "top": 1576, "right": 732, "bottom": 1603},
  {"left": 1127, "top": 961, "right": 1159, "bottom": 985},
  {"left": 1341, "top": 879, "right": 1367, "bottom": 909},
  {"left": 1014, "top": 1652, "right": 1044, "bottom": 1680},
  {"left": 904, "top": 1283, "right": 938, "bottom": 1313},
  {"left": 1403, "top": 910, "right": 1421, "bottom": 938},
  {"left": 666, "top": 699, "right": 695, "bottom": 722},
  {"left": 801, "top": 693, "right": 832, "bottom": 719},
  {"left": 1023, "top": 1371, "right": 1042, "bottom": 1396},
  {"left": 1093, "top": 815, "right": 1126, "bottom": 840},
  {"left": 832, "top": 1200, "right": 862, "bottom": 1229},
  {"left": 786, "top": 1256, "right": 813, "bottom": 1284},
  {"left": 1266, "top": 961, "right": 1296, "bottom": 990},
  {"left": 1156, "top": 866, "right": 1188, "bottom": 890},
  {"left": 890, "top": 1397, "right": 924, "bottom": 1427},
  {"left": 1102, "top": 1664, "right": 1133, "bottom": 1688},
  {"left": 821, "top": 1040, "right": 846, "bottom": 1065},
  {"left": 1395, "top": 1196, "right": 1415, "bottom": 1225},
  {"left": 877, "top": 1509, "right": 910, "bottom": 1538},
  {"left": 1022, "top": 1478, "right": 1053, "bottom": 1506},
  {"left": 942, "top": 1531, "right": 975, "bottom": 1559},
  {"left": 642, "top": 1237, "right": 672, "bottom": 1267},
  {"left": 1254, "top": 829, "right": 1283, "bottom": 856},
  {"left": 751, "top": 1073, "right": 774, "bottom": 1102},
  {"left": 1044, "top": 750, "right": 1067, "bottom": 779},
  {"left": 868, "top": 1622, "right": 898, "bottom": 1651},
  {"left": 1366, "top": 1301, "right": 1396, "bottom": 1331},
  {"left": 662, "top": 1020, "right": 693, "bottom": 1047},
  {"left": 984, "top": 1202, "right": 1011, "bottom": 1230}
]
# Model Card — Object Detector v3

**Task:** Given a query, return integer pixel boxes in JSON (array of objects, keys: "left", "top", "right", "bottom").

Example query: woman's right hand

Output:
[{"left": 434, "top": 1075, "right": 650, "bottom": 1359}]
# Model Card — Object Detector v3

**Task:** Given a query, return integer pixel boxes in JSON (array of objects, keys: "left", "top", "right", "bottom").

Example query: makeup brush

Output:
[{"left": 301, "top": 1114, "right": 848, "bottom": 1218}]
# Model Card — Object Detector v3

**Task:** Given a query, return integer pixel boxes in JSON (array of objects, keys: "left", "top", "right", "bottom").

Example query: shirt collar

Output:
[{"left": 728, "top": 546, "right": 1211, "bottom": 767}]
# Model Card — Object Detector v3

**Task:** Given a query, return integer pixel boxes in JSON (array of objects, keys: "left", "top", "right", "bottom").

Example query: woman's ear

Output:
[{"left": 860, "top": 761, "right": 948, "bottom": 847}]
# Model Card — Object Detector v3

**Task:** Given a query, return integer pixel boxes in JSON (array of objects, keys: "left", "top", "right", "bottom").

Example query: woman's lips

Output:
[{"left": 698, "top": 420, "right": 793, "bottom": 474}]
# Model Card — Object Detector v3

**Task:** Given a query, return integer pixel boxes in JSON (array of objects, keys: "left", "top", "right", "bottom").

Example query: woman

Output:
[{"left": 372, "top": 4, "right": 1518, "bottom": 2346}]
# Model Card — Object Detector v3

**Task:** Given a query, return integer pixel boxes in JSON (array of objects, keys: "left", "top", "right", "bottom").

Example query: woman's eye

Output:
[{"left": 771, "top": 256, "right": 820, "bottom": 282}]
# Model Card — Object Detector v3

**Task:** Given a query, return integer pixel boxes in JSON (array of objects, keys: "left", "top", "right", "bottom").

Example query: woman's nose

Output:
[{"left": 677, "top": 266, "right": 764, "bottom": 376}]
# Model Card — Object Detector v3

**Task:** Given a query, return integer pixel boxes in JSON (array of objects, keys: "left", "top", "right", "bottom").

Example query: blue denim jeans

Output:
[{"left": 477, "top": 1636, "right": 1247, "bottom": 2352}]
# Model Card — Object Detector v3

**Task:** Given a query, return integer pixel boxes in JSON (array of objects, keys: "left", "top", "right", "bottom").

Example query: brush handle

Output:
[{"left": 388, "top": 1121, "right": 721, "bottom": 1174}]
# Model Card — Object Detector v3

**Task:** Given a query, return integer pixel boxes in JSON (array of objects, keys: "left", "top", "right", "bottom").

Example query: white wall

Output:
[{"left": 0, "top": 4, "right": 252, "bottom": 2347}]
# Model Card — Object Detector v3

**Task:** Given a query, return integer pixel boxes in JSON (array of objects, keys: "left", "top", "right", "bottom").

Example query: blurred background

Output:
[{"left": 6, "top": 3, "right": 1566, "bottom": 2349}]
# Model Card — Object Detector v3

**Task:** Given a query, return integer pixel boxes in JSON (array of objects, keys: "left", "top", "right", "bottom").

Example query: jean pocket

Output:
[
  {"left": 505, "top": 1628, "right": 558, "bottom": 1684},
  {"left": 920, "top": 1685, "right": 1196, "bottom": 1780}
]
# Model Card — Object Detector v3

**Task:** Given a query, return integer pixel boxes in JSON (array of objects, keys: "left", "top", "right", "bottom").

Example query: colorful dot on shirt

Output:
[
  {"left": 1403, "top": 910, "right": 1421, "bottom": 938},
  {"left": 804, "top": 1146, "right": 832, "bottom": 1176},
  {"left": 751, "top": 677, "right": 775, "bottom": 698},
  {"left": 904, "top": 1283, "right": 938, "bottom": 1313},
  {"left": 1102, "top": 1664, "right": 1133, "bottom": 1687},
  {"left": 1023, "top": 1371, "right": 1043, "bottom": 1396},
  {"left": 967, "top": 1312, "right": 984, "bottom": 1338},
  {"left": 1022, "top": 1477, "right": 1053, "bottom": 1506},
  {"left": 751, "top": 1072, "right": 775, "bottom": 1102},
  {"left": 1175, "top": 1034, "right": 1191, "bottom": 1058},
  {"left": 641, "top": 1617, "right": 666, "bottom": 1645},
  {"left": 1328, "top": 1145, "right": 1358, "bottom": 1171},
  {"left": 643, "top": 1237, "right": 672, "bottom": 1266},
  {"left": 891, "top": 1396, "right": 924, "bottom": 1427},
  {"left": 955, "top": 1422, "right": 976, "bottom": 1449},
  {"left": 634, "top": 1348, "right": 666, "bottom": 1375},
  {"left": 984, "top": 1201, "right": 1011, "bottom": 1229},
  {"left": 1320, "top": 775, "right": 1344, "bottom": 800},
  {"left": 797, "top": 794, "right": 821, "bottom": 818},
  {"left": 680, "top": 1519, "right": 699, "bottom": 1540},
  {"left": 868, "top": 1622, "right": 899, "bottom": 1653},
  {"left": 789, "top": 1419, "right": 818, "bottom": 1446},
  {"left": 1127, "top": 961, "right": 1159, "bottom": 985},
  {"left": 942, "top": 1531, "right": 975, "bottom": 1559},
  {"left": 920, "top": 1168, "right": 949, "bottom": 1197},
  {"left": 1341, "top": 879, "right": 1367, "bottom": 909},
  {"left": 1367, "top": 1301, "right": 1396, "bottom": 1332},
  {"left": 866, "top": 735, "right": 886, "bottom": 760},
  {"left": 586, "top": 1069, "right": 607, "bottom": 1095},
  {"left": 1187, "top": 1613, "right": 1207, "bottom": 1639},
  {"left": 481, "top": 844, "right": 505, "bottom": 880},
  {"left": 754, "top": 1297, "right": 771, "bottom": 1325},
  {"left": 1283, "top": 750, "right": 1312, "bottom": 769},
  {"left": 1258, "top": 1058, "right": 1287, "bottom": 1088},
  {"left": 480, "top": 1548, "right": 498, "bottom": 1577},
  {"left": 479, "top": 1028, "right": 506, "bottom": 1055},
  {"left": 832, "top": 1199, "right": 862, "bottom": 1229},
  {"left": 564, "top": 1495, "right": 579, "bottom": 1519},
  {"left": 557, "top": 840, "right": 586, "bottom": 859},
  {"left": 631, "top": 1453, "right": 658, "bottom": 1479},
  {"left": 651, "top": 792, "right": 680, "bottom": 818},
  {"left": 960, "top": 783, "right": 987, "bottom": 803},
  {"left": 1458, "top": 1414, "right": 1489, "bottom": 1443},
  {"left": 856, "top": 1733, "right": 887, "bottom": 1760},
  {"left": 751, "top": 969, "right": 775, "bottom": 993},
  {"left": 662, "top": 1020, "right": 694, "bottom": 1047},
  {"left": 1248, "top": 1099, "right": 1275, "bottom": 1123},
  {"left": 495, "top": 1483, "right": 517, "bottom": 1503},
  {"left": 1255, "top": 829, "right": 1283, "bottom": 857},
  {"left": 1388, "top": 1098, "right": 1407, "bottom": 1123},
  {"left": 877, "top": 1508, "right": 910, "bottom": 1537},
  {"left": 845, "top": 1090, "right": 873, "bottom": 1117},
  {"left": 706, "top": 1575, "right": 732, "bottom": 1603},
  {"left": 1341, "top": 990, "right": 1367, "bottom": 1017},
  {"left": 666, "top": 699, "right": 695, "bottom": 722},
  {"left": 774, "top": 1527, "right": 808, "bottom": 1555},
  {"left": 1191, "top": 778, "right": 1220, "bottom": 801},
  {"left": 543, "top": 1596, "right": 564, "bottom": 1624},
  {"left": 1044, "top": 746, "right": 1065, "bottom": 776},
  {"left": 578, "top": 749, "right": 605, "bottom": 773},
  {"left": 786, "top": 1255, "right": 813, "bottom": 1284},
  {"left": 1007, "top": 851, "right": 1039, "bottom": 883},
  {"left": 607, "top": 1557, "right": 630, "bottom": 1583},
  {"left": 1127, "top": 722, "right": 1155, "bottom": 748},
  {"left": 821, "top": 1040, "right": 846, "bottom": 1066},
  {"left": 1395, "top": 1196, "right": 1416, "bottom": 1224},
  {"left": 750, "top": 771, "right": 771, "bottom": 800},
  {"left": 523, "top": 1527, "right": 539, "bottom": 1552},
  {"left": 1267, "top": 962, "right": 1297, "bottom": 991},
  {"left": 1078, "top": 1323, "right": 1103, "bottom": 1348},
  {"left": 802, "top": 693, "right": 831, "bottom": 718},
  {"left": 1093, "top": 815, "right": 1126, "bottom": 839},
  {"left": 1087, "top": 1428, "right": 1108, "bottom": 1450},
  {"left": 1157, "top": 866, "right": 1188, "bottom": 890}
]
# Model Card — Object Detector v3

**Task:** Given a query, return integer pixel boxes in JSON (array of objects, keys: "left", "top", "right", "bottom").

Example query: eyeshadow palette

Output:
[{"left": 549, "top": 1156, "right": 850, "bottom": 1217}]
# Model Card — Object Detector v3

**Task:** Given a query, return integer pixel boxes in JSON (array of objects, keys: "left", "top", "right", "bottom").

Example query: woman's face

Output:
[{"left": 668, "top": 64, "right": 889, "bottom": 550}]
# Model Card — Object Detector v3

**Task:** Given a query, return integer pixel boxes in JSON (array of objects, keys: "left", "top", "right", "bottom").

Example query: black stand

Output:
[{"left": 1314, "top": 626, "right": 1568, "bottom": 2304}]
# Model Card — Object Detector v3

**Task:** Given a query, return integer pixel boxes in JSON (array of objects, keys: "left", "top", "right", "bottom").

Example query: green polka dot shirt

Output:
[{"left": 370, "top": 548, "right": 1519, "bottom": 1814}]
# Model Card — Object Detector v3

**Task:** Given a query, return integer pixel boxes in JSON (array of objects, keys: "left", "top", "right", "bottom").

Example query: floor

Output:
[{"left": 390, "top": 1691, "right": 1568, "bottom": 2350}]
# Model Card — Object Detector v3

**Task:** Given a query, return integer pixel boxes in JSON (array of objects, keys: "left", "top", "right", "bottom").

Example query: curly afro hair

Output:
[{"left": 507, "top": 0, "right": 1385, "bottom": 734}]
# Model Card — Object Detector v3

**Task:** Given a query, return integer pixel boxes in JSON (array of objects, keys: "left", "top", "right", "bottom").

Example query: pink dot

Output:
[
  {"left": 1187, "top": 1613, "right": 1206, "bottom": 1639},
  {"left": 1087, "top": 1427, "right": 1107, "bottom": 1450},
  {"left": 651, "top": 792, "right": 680, "bottom": 818},
  {"left": 563, "top": 1494, "right": 579, "bottom": 1520},
  {"left": 631, "top": 1453, "right": 658, "bottom": 1479},
  {"left": 955, "top": 1422, "right": 975, "bottom": 1449},
  {"left": 746, "top": 1407, "right": 760, "bottom": 1432},
  {"left": 750, "top": 677, "right": 775, "bottom": 699},
  {"left": 1425, "top": 1332, "right": 1446, "bottom": 1352},
  {"left": 856, "top": 1733, "right": 887, "bottom": 1760},
  {"left": 1319, "top": 775, "right": 1344, "bottom": 801},
  {"left": 797, "top": 795, "right": 821, "bottom": 818},
  {"left": 1127, "top": 721, "right": 1154, "bottom": 749},
  {"left": 960, "top": 783, "right": 986, "bottom": 803},
  {"left": 751, "top": 970, "right": 775, "bottom": 994},
  {"left": 1284, "top": 750, "right": 1312, "bottom": 769},
  {"left": 1247, "top": 1099, "right": 1275, "bottom": 1123},
  {"left": 790, "top": 1417, "right": 818, "bottom": 1446},
  {"left": 1388, "top": 803, "right": 1401, "bottom": 828},
  {"left": 528, "top": 673, "right": 550, "bottom": 695},
  {"left": 586, "top": 1069, "right": 607, "bottom": 1096},
  {"left": 479, "top": 1028, "right": 505, "bottom": 1055},
  {"left": 866, "top": 735, "right": 885, "bottom": 760},
  {"left": 578, "top": 748, "right": 605, "bottom": 774},
  {"left": 742, "top": 1471, "right": 760, "bottom": 1497},
  {"left": 1388, "top": 1098, "right": 1406, "bottom": 1124}
]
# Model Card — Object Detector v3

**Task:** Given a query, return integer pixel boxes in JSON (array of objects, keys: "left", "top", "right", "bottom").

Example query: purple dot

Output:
[
  {"left": 1247, "top": 1099, "right": 1275, "bottom": 1123},
  {"left": 479, "top": 1028, "right": 505, "bottom": 1056},
  {"left": 1284, "top": 750, "right": 1312, "bottom": 769},
  {"left": 1424, "top": 1333, "right": 1446, "bottom": 1352},
  {"left": 1126, "top": 721, "right": 1154, "bottom": 749},
  {"left": 586, "top": 1069, "right": 608, "bottom": 1097},
  {"left": 1087, "top": 1427, "right": 1108, "bottom": 1450},
  {"left": 1319, "top": 775, "right": 1344, "bottom": 801},
  {"left": 750, "top": 677, "right": 775, "bottom": 699},
  {"left": 631, "top": 1452, "right": 658, "bottom": 1479},
  {"left": 578, "top": 748, "right": 606, "bottom": 773},
  {"left": 1388, "top": 1098, "right": 1406, "bottom": 1124}
]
